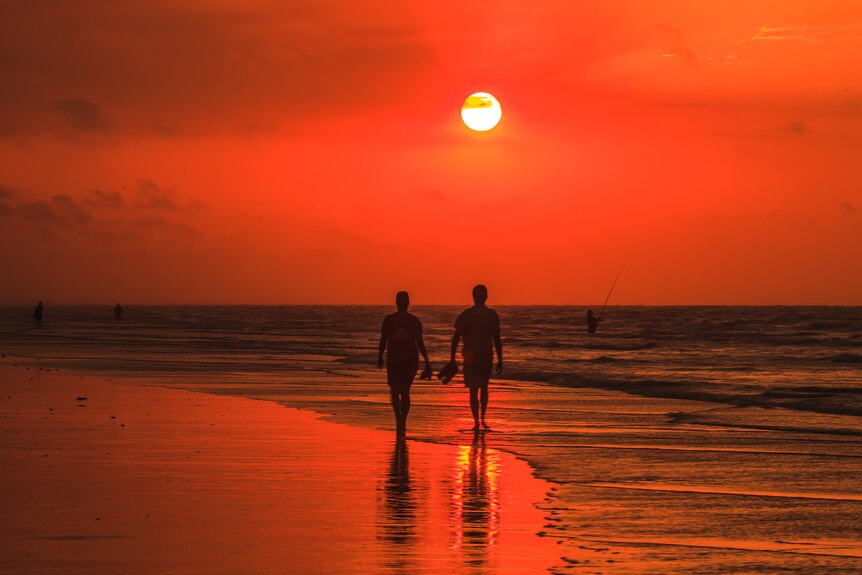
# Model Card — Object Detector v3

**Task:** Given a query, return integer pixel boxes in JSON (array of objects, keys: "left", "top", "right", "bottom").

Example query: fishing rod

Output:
[{"left": 598, "top": 259, "right": 628, "bottom": 320}]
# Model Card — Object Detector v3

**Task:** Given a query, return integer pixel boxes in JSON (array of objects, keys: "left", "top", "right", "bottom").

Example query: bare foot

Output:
[
  {"left": 481, "top": 421, "right": 491, "bottom": 431},
  {"left": 471, "top": 424, "right": 480, "bottom": 432}
]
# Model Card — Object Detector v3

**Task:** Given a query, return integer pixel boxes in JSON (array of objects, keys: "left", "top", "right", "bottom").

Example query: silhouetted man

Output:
[
  {"left": 114, "top": 303, "right": 123, "bottom": 320},
  {"left": 587, "top": 309, "right": 603, "bottom": 334},
  {"left": 450, "top": 284, "right": 503, "bottom": 431},
  {"left": 32, "top": 301, "right": 43, "bottom": 328},
  {"left": 378, "top": 291, "right": 431, "bottom": 435}
]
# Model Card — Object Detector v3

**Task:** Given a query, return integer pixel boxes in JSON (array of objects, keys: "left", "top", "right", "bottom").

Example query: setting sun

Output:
[{"left": 461, "top": 92, "right": 502, "bottom": 132}]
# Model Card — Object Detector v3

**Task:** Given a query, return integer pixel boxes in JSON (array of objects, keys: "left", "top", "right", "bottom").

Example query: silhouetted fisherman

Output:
[
  {"left": 114, "top": 303, "right": 123, "bottom": 320},
  {"left": 587, "top": 309, "right": 603, "bottom": 334},
  {"left": 450, "top": 285, "right": 503, "bottom": 431},
  {"left": 378, "top": 291, "right": 431, "bottom": 436},
  {"left": 32, "top": 301, "right": 43, "bottom": 328}
]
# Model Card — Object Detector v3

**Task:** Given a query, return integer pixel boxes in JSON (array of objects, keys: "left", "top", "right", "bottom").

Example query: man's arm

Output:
[
  {"left": 450, "top": 328, "right": 462, "bottom": 362},
  {"left": 378, "top": 318, "right": 388, "bottom": 369}
]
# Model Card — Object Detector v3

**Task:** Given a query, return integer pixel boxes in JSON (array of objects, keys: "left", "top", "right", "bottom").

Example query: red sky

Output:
[{"left": 1, "top": 0, "right": 860, "bottom": 304}]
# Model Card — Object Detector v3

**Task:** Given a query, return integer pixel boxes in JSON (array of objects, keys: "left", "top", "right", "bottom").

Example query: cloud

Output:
[
  {"left": 55, "top": 98, "right": 113, "bottom": 132},
  {"left": 413, "top": 188, "right": 448, "bottom": 201},
  {"left": 86, "top": 189, "right": 125, "bottom": 209},
  {"left": 652, "top": 24, "right": 695, "bottom": 64},
  {"left": 135, "top": 180, "right": 177, "bottom": 210},
  {"left": 0, "top": 0, "right": 434, "bottom": 138},
  {"left": 1, "top": 195, "right": 91, "bottom": 229},
  {"left": 840, "top": 202, "right": 857, "bottom": 214},
  {"left": 753, "top": 23, "right": 862, "bottom": 42},
  {"left": 0, "top": 182, "right": 200, "bottom": 237},
  {"left": 780, "top": 121, "right": 809, "bottom": 136}
]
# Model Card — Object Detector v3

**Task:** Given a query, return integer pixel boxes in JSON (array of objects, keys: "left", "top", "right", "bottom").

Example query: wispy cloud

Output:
[
  {"left": 0, "top": 183, "right": 201, "bottom": 236},
  {"left": 652, "top": 24, "right": 695, "bottom": 64},
  {"left": 413, "top": 188, "right": 448, "bottom": 201},
  {"left": 779, "top": 121, "right": 809, "bottom": 137},
  {"left": 0, "top": 1, "right": 433, "bottom": 139},
  {"left": 752, "top": 23, "right": 862, "bottom": 42},
  {"left": 55, "top": 98, "right": 113, "bottom": 133},
  {"left": 0, "top": 194, "right": 91, "bottom": 229},
  {"left": 135, "top": 180, "right": 177, "bottom": 210}
]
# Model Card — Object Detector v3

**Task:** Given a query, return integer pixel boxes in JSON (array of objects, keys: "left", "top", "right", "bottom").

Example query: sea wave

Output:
[{"left": 826, "top": 353, "right": 862, "bottom": 363}]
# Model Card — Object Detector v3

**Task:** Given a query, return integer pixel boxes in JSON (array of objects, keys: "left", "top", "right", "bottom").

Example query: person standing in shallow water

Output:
[
  {"left": 450, "top": 284, "right": 503, "bottom": 431},
  {"left": 378, "top": 291, "right": 431, "bottom": 436},
  {"left": 114, "top": 303, "right": 123, "bottom": 320},
  {"left": 32, "top": 301, "right": 43, "bottom": 328},
  {"left": 587, "top": 309, "right": 602, "bottom": 334}
]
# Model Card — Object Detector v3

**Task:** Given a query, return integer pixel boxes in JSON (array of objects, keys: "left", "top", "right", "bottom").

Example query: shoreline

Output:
[
  {"left": 4, "top": 355, "right": 862, "bottom": 573},
  {"left": 0, "top": 363, "right": 562, "bottom": 574}
]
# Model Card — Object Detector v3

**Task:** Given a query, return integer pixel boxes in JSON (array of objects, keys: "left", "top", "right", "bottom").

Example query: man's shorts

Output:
[{"left": 462, "top": 361, "right": 492, "bottom": 389}]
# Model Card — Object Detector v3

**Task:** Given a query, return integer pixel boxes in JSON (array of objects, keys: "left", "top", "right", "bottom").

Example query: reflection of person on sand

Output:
[
  {"left": 114, "top": 303, "right": 123, "bottom": 320},
  {"left": 450, "top": 285, "right": 503, "bottom": 431},
  {"left": 31, "top": 301, "right": 43, "bottom": 328},
  {"left": 378, "top": 291, "right": 432, "bottom": 436},
  {"left": 587, "top": 309, "right": 603, "bottom": 334},
  {"left": 378, "top": 437, "right": 417, "bottom": 549}
]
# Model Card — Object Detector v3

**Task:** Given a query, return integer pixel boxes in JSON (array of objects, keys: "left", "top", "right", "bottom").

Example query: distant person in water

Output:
[
  {"left": 450, "top": 284, "right": 503, "bottom": 431},
  {"left": 114, "top": 303, "right": 123, "bottom": 320},
  {"left": 32, "top": 301, "right": 43, "bottom": 328},
  {"left": 378, "top": 291, "right": 431, "bottom": 435},
  {"left": 587, "top": 309, "right": 602, "bottom": 334}
]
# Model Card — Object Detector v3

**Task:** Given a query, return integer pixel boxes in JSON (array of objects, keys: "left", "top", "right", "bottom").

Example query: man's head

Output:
[
  {"left": 395, "top": 291, "right": 410, "bottom": 312},
  {"left": 472, "top": 284, "right": 488, "bottom": 305}
]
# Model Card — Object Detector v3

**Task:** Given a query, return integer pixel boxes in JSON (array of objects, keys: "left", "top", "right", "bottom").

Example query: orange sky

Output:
[{"left": 1, "top": 1, "right": 860, "bottom": 304}]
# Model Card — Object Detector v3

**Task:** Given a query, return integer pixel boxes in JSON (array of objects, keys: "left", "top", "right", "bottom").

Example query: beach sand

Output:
[
  {"left": 143, "top": 370, "right": 862, "bottom": 573},
  {"left": 0, "top": 364, "right": 559, "bottom": 574}
]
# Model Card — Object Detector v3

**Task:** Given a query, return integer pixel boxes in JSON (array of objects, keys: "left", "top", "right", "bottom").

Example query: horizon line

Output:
[{"left": 2, "top": 302, "right": 861, "bottom": 308}]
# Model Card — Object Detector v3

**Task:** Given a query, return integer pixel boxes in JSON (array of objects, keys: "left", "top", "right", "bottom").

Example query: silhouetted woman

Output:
[{"left": 378, "top": 291, "right": 431, "bottom": 435}]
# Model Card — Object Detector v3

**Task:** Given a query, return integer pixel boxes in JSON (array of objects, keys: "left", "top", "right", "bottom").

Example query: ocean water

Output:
[
  {"left": 2, "top": 305, "right": 862, "bottom": 573},
  {"left": 3, "top": 305, "right": 861, "bottom": 418}
]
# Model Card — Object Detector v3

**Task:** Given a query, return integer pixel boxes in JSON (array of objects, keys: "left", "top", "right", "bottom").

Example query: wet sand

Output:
[
  {"left": 0, "top": 364, "right": 559, "bottom": 574},
  {"left": 139, "top": 368, "right": 862, "bottom": 574}
]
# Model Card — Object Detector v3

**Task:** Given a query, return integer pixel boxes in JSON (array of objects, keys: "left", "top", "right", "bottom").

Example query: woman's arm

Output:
[{"left": 378, "top": 318, "right": 388, "bottom": 368}]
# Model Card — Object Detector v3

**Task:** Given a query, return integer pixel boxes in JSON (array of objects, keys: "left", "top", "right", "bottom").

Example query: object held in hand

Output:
[
  {"left": 436, "top": 360, "right": 458, "bottom": 384},
  {"left": 419, "top": 365, "right": 433, "bottom": 380}
]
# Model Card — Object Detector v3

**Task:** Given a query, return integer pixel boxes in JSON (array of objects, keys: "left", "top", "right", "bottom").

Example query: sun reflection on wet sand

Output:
[{"left": 371, "top": 427, "right": 557, "bottom": 574}]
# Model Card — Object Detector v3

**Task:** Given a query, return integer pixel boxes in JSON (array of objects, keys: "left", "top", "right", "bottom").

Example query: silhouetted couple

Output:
[{"left": 378, "top": 285, "right": 503, "bottom": 436}]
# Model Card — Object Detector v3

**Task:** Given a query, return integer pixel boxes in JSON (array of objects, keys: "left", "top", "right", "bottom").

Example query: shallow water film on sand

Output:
[{"left": 2, "top": 305, "right": 861, "bottom": 573}]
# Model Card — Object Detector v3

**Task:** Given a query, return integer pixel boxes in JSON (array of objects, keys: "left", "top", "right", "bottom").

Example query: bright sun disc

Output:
[{"left": 461, "top": 92, "right": 502, "bottom": 132}]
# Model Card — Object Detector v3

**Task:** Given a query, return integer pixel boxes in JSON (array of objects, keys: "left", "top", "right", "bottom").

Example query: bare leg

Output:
[
  {"left": 395, "top": 389, "right": 410, "bottom": 434},
  {"left": 469, "top": 387, "right": 480, "bottom": 430},
  {"left": 399, "top": 390, "right": 411, "bottom": 433},
  {"left": 480, "top": 386, "right": 490, "bottom": 429},
  {"left": 389, "top": 387, "right": 402, "bottom": 432}
]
